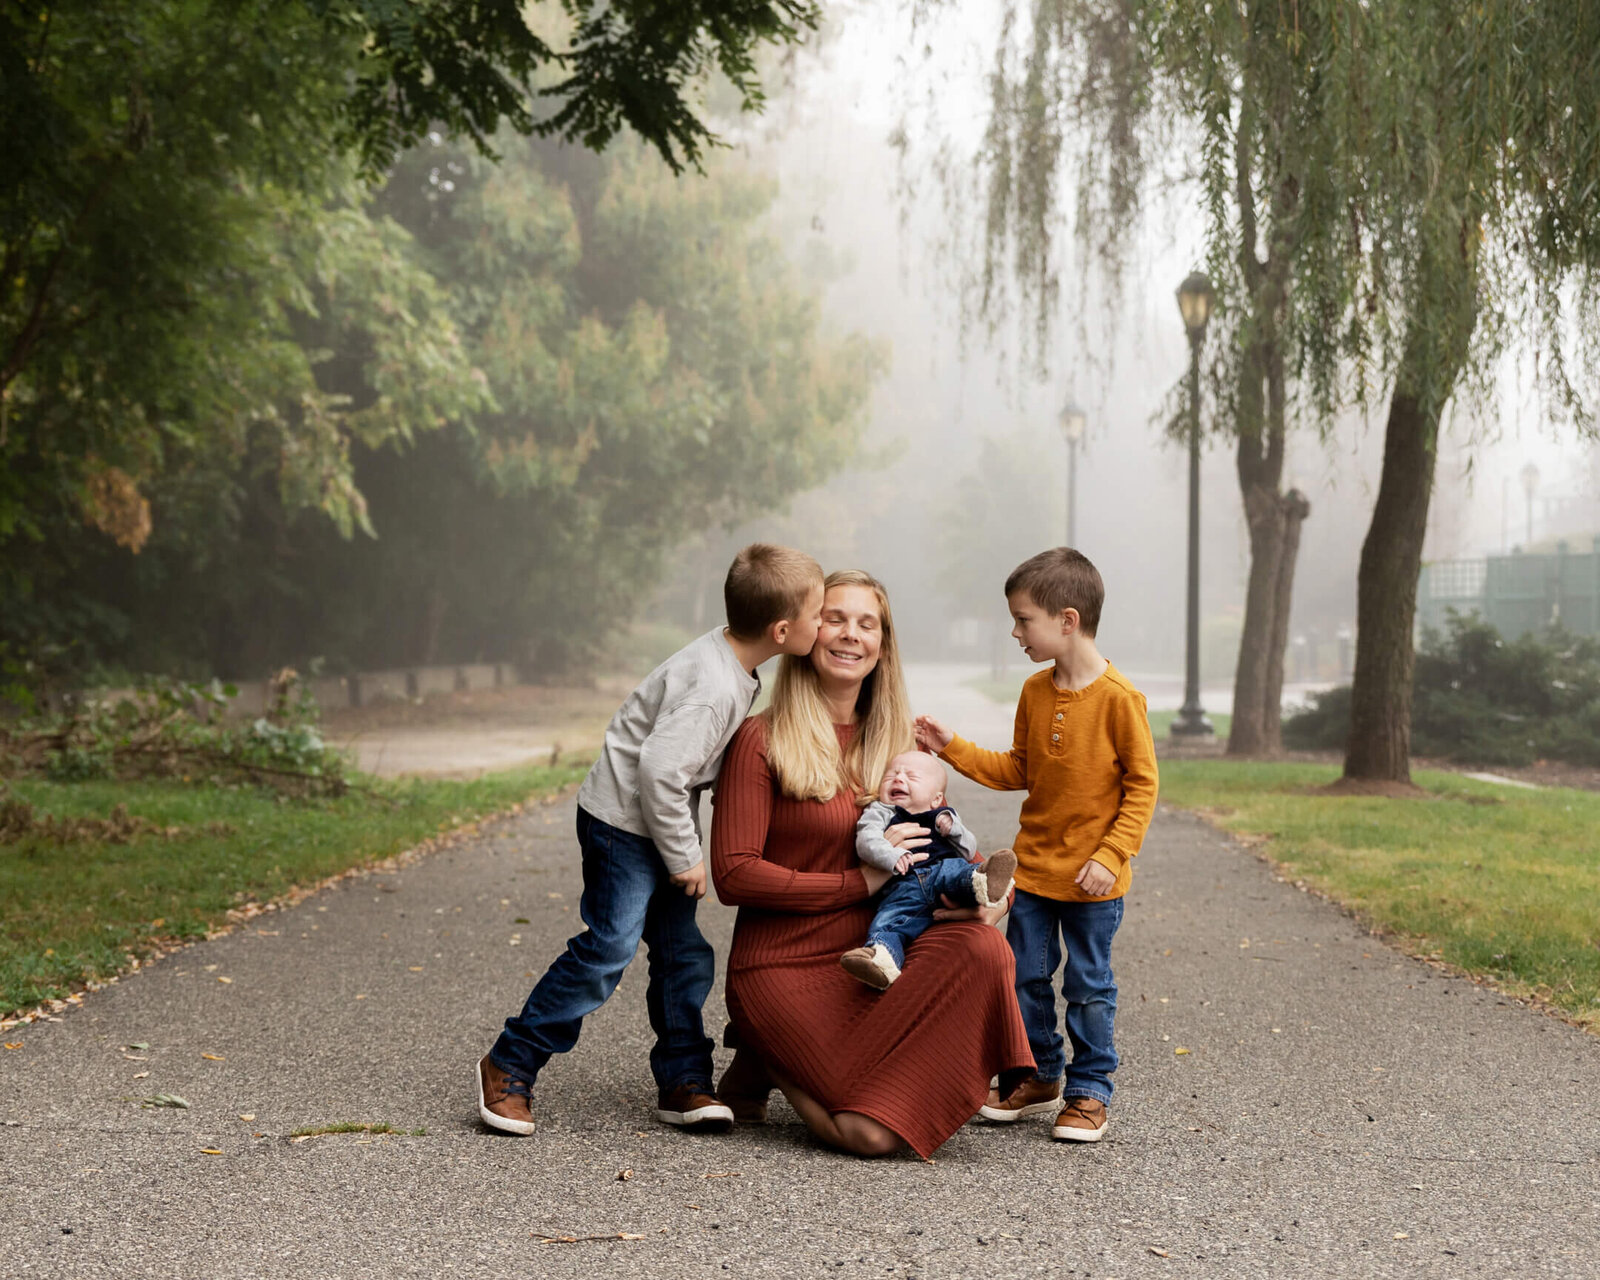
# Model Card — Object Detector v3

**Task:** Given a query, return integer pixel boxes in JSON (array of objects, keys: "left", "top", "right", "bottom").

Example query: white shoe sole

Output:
[
  {"left": 657, "top": 1102, "right": 735, "bottom": 1132},
  {"left": 476, "top": 1057, "right": 536, "bottom": 1135},
  {"left": 978, "top": 1097, "right": 1062, "bottom": 1123},
  {"left": 1051, "top": 1120, "right": 1107, "bottom": 1142}
]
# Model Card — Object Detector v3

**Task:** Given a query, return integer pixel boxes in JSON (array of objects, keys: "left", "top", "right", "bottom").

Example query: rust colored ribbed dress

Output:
[{"left": 710, "top": 717, "right": 1035, "bottom": 1158}]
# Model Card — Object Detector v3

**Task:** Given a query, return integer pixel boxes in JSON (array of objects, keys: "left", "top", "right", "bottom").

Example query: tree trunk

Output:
[
  {"left": 1344, "top": 232, "right": 1477, "bottom": 782},
  {"left": 1261, "top": 488, "right": 1310, "bottom": 754},
  {"left": 1228, "top": 480, "right": 1285, "bottom": 755},
  {"left": 1343, "top": 386, "right": 1437, "bottom": 779}
]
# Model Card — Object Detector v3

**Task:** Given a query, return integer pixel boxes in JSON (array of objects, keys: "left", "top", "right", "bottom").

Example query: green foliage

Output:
[
  {"left": 3, "top": 678, "right": 350, "bottom": 796},
  {"left": 1284, "top": 617, "right": 1600, "bottom": 767},
  {"left": 1, "top": 0, "right": 830, "bottom": 690},
  {"left": 0, "top": 759, "right": 588, "bottom": 1017},
  {"left": 76, "top": 134, "right": 882, "bottom": 680},
  {"left": 315, "top": 0, "right": 822, "bottom": 176},
  {"left": 1160, "top": 759, "right": 1600, "bottom": 1028}
]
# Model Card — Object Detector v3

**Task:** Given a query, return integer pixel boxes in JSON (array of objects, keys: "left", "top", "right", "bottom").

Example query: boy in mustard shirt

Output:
[{"left": 916, "top": 547, "right": 1157, "bottom": 1142}]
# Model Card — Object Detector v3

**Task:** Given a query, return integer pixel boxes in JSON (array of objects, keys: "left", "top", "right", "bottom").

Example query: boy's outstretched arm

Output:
[{"left": 926, "top": 697, "right": 1030, "bottom": 792}]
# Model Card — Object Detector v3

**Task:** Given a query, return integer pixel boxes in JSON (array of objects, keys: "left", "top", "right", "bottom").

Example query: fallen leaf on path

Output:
[
  {"left": 532, "top": 1232, "right": 648, "bottom": 1244},
  {"left": 617, "top": 1169, "right": 633, "bottom": 1181},
  {"left": 702, "top": 1172, "right": 740, "bottom": 1179},
  {"left": 1174, "top": 1047, "right": 1191, "bottom": 1056},
  {"left": 547, "top": 892, "right": 563, "bottom": 899},
  {"left": 200, "top": 1148, "right": 223, "bottom": 1156},
  {"left": 408, "top": 966, "right": 424, "bottom": 972},
  {"left": 217, "top": 976, "right": 233, "bottom": 984},
  {"left": 3, "top": 1043, "right": 21, "bottom": 1050},
  {"left": 1149, "top": 1247, "right": 1171, "bottom": 1257},
  {"left": 201, "top": 1053, "right": 225, "bottom": 1061},
  {"left": 1393, "top": 1232, "right": 1409, "bottom": 1240},
  {"left": 238, "top": 1113, "right": 255, "bottom": 1122},
  {"left": 144, "top": 1094, "right": 189, "bottom": 1109},
  {"left": 126, "top": 1042, "right": 150, "bottom": 1051},
  {"left": 133, "top": 1072, "right": 149, "bottom": 1080}
]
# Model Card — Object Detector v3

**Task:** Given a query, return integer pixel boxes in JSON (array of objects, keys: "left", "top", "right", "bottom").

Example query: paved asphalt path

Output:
[{"left": 5, "top": 777, "right": 1598, "bottom": 1279}]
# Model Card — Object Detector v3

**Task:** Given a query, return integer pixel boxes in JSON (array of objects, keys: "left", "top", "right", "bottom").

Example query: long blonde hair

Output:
[{"left": 764, "top": 569, "right": 915, "bottom": 804}]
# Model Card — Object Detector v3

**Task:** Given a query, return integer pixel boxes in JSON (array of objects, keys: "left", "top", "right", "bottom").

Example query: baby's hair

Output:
[
  {"left": 1005, "top": 547, "right": 1105, "bottom": 637},
  {"left": 724, "top": 544, "right": 824, "bottom": 640}
]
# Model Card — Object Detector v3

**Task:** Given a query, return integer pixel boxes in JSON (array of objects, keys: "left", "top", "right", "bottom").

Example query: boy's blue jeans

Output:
[
  {"left": 865, "top": 856, "right": 984, "bottom": 971},
  {"left": 1007, "top": 888, "right": 1124, "bottom": 1105},
  {"left": 490, "top": 807, "right": 715, "bottom": 1093}
]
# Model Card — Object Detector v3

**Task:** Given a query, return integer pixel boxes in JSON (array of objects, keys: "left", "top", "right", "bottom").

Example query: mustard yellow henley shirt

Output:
[{"left": 941, "top": 662, "right": 1159, "bottom": 902}]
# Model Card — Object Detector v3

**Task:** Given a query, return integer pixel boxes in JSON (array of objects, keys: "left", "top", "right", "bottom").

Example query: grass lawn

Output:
[
  {"left": 1, "top": 761, "right": 588, "bottom": 1020},
  {"left": 1159, "top": 759, "right": 1600, "bottom": 1029},
  {"left": 963, "top": 674, "right": 1232, "bottom": 739}
]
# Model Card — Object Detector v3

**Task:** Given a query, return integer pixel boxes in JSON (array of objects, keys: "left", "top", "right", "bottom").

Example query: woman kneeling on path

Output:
[{"left": 709, "top": 570, "right": 1034, "bottom": 1158}]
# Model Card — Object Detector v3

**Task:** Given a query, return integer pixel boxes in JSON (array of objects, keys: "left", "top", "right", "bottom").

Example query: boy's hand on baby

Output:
[
  {"left": 892, "top": 850, "right": 930, "bottom": 875},
  {"left": 1075, "top": 859, "right": 1117, "bottom": 897},
  {"left": 670, "top": 864, "right": 707, "bottom": 899},
  {"left": 914, "top": 714, "right": 954, "bottom": 753}
]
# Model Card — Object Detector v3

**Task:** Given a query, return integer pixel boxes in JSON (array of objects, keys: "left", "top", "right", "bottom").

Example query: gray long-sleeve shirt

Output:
[
  {"left": 855, "top": 801, "right": 979, "bottom": 872},
  {"left": 576, "top": 628, "right": 760, "bottom": 875}
]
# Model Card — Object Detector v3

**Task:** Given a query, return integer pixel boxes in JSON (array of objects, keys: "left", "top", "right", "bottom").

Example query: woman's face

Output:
[{"left": 811, "top": 583, "right": 884, "bottom": 687}]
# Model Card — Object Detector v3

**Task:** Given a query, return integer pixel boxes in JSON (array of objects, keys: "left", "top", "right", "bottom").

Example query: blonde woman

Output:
[{"left": 710, "top": 571, "right": 1034, "bottom": 1157}]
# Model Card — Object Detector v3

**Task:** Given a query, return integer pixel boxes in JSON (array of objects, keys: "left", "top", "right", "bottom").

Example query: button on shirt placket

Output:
[{"left": 1050, "top": 703, "right": 1065, "bottom": 754}]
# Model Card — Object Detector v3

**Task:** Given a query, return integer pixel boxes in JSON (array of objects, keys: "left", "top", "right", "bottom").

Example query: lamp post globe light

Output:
[
  {"left": 1171, "top": 271, "right": 1214, "bottom": 739},
  {"left": 1059, "top": 400, "right": 1087, "bottom": 547}
]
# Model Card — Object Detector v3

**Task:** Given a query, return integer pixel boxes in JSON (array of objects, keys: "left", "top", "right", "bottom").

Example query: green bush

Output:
[{"left": 1284, "top": 615, "right": 1600, "bottom": 766}]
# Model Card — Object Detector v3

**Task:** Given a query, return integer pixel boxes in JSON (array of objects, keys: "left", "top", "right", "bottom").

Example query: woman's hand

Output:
[
  {"left": 883, "top": 822, "right": 931, "bottom": 852},
  {"left": 860, "top": 864, "right": 894, "bottom": 894},
  {"left": 931, "top": 893, "right": 1008, "bottom": 926}
]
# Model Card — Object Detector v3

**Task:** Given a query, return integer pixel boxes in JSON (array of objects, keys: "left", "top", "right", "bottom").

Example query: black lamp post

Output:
[
  {"left": 1059, "top": 400, "right": 1086, "bottom": 547},
  {"left": 1171, "top": 271, "right": 1214, "bottom": 738},
  {"left": 1520, "top": 461, "right": 1540, "bottom": 546}
]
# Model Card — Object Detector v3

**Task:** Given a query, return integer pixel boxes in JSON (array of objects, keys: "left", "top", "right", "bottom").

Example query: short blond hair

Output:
[
  {"left": 764, "top": 570, "right": 915, "bottom": 804},
  {"left": 724, "top": 543, "right": 824, "bottom": 641}
]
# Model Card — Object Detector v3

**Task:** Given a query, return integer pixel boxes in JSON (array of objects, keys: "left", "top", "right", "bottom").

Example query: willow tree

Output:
[
  {"left": 935, "top": 0, "right": 1326, "bottom": 756},
  {"left": 932, "top": 0, "right": 1600, "bottom": 779}
]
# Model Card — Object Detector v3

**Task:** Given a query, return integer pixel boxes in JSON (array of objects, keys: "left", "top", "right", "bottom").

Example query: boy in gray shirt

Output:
[{"left": 477, "top": 545, "right": 824, "bottom": 1136}]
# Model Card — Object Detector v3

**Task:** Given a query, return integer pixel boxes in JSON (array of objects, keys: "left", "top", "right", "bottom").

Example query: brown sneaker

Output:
[
  {"left": 840, "top": 944, "right": 900, "bottom": 990},
  {"left": 1052, "top": 1097, "right": 1109, "bottom": 1142},
  {"left": 716, "top": 1048, "right": 773, "bottom": 1124},
  {"left": 978, "top": 1074, "right": 1063, "bottom": 1122},
  {"left": 976, "top": 849, "right": 1017, "bottom": 906},
  {"left": 476, "top": 1054, "right": 536, "bottom": 1135},
  {"left": 656, "top": 1084, "right": 735, "bottom": 1133}
]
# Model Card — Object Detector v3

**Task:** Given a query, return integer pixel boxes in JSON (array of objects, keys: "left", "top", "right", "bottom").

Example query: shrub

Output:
[{"left": 1283, "top": 615, "right": 1600, "bottom": 766}]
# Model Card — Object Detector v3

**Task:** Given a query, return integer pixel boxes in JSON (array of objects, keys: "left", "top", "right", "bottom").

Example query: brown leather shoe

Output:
[
  {"left": 476, "top": 1054, "right": 535, "bottom": 1135},
  {"left": 716, "top": 1048, "right": 773, "bottom": 1124},
  {"left": 977, "top": 1074, "right": 1063, "bottom": 1122},
  {"left": 1052, "top": 1097, "right": 1109, "bottom": 1142},
  {"left": 656, "top": 1084, "right": 734, "bottom": 1133}
]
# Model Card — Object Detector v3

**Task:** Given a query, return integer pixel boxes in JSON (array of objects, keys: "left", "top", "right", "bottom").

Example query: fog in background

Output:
[{"left": 659, "top": 1, "right": 1600, "bottom": 688}]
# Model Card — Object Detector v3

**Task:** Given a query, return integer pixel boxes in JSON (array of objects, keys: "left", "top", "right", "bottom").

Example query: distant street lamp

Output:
[
  {"left": 1059, "top": 400, "right": 1087, "bottom": 547},
  {"left": 1520, "top": 461, "right": 1540, "bottom": 546},
  {"left": 1171, "top": 270, "right": 1214, "bottom": 739}
]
